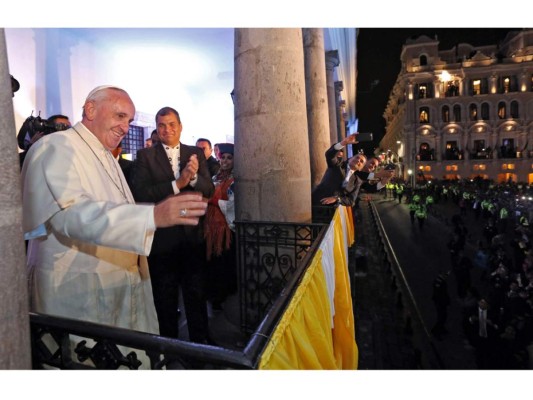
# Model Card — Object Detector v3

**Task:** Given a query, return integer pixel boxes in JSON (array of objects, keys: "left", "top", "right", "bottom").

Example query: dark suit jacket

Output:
[
  {"left": 206, "top": 156, "right": 220, "bottom": 178},
  {"left": 311, "top": 143, "right": 369, "bottom": 207},
  {"left": 132, "top": 142, "right": 215, "bottom": 254},
  {"left": 118, "top": 157, "right": 134, "bottom": 189}
]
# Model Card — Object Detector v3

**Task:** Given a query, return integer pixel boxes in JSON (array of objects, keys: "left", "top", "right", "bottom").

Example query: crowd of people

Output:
[{"left": 396, "top": 178, "right": 533, "bottom": 369}]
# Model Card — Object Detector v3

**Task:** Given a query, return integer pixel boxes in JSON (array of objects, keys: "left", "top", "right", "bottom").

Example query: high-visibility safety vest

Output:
[
  {"left": 520, "top": 215, "right": 529, "bottom": 226},
  {"left": 415, "top": 205, "right": 427, "bottom": 218},
  {"left": 500, "top": 207, "right": 508, "bottom": 219},
  {"left": 426, "top": 195, "right": 434, "bottom": 204},
  {"left": 412, "top": 194, "right": 421, "bottom": 203}
]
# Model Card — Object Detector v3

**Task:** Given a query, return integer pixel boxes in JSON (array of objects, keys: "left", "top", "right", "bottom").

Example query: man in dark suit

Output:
[
  {"left": 312, "top": 133, "right": 393, "bottom": 207},
  {"left": 196, "top": 138, "right": 220, "bottom": 178},
  {"left": 132, "top": 106, "right": 215, "bottom": 343},
  {"left": 112, "top": 141, "right": 134, "bottom": 189}
]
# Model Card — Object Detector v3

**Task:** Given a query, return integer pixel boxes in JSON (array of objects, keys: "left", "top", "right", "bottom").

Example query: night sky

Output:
[{"left": 355, "top": 27, "right": 519, "bottom": 155}]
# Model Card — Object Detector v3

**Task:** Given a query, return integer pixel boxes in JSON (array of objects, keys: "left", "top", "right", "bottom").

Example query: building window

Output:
[
  {"left": 445, "top": 141, "right": 461, "bottom": 160},
  {"left": 122, "top": 125, "right": 144, "bottom": 161},
  {"left": 453, "top": 105, "right": 461, "bottom": 122},
  {"left": 499, "top": 75, "right": 518, "bottom": 93},
  {"left": 510, "top": 101, "right": 519, "bottom": 119},
  {"left": 445, "top": 81, "right": 459, "bottom": 97},
  {"left": 420, "top": 55, "right": 428, "bottom": 66},
  {"left": 481, "top": 102, "right": 490, "bottom": 120},
  {"left": 442, "top": 105, "right": 450, "bottom": 122},
  {"left": 498, "top": 102, "right": 506, "bottom": 119},
  {"left": 419, "top": 85, "right": 427, "bottom": 99},
  {"left": 474, "top": 140, "right": 485, "bottom": 152},
  {"left": 502, "top": 163, "right": 515, "bottom": 170},
  {"left": 419, "top": 107, "right": 430, "bottom": 123},
  {"left": 469, "top": 103, "right": 478, "bottom": 121},
  {"left": 471, "top": 78, "right": 488, "bottom": 95},
  {"left": 501, "top": 138, "right": 515, "bottom": 159}
]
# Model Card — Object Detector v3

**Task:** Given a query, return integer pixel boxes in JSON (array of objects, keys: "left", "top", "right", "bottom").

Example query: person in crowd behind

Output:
[
  {"left": 111, "top": 140, "right": 134, "bottom": 189},
  {"left": 213, "top": 143, "right": 221, "bottom": 161},
  {"left": 431, "top": 271, "right": 451, "bottom": 340},
  {"left": 132, "top": 106, "right": 215, "bottom": 343},
  {"left": 21, "top": 86, "right": 207, "bottom": 350},
  {"left": 204, "top": 143, "right": 236, "bottom": 311},
  {"left": 145, "top": 129, "right": 160, "bottom": 148},
  {"left": 466, "top": 298, "right": 500, "bottom": 368},
  {"left": 312, "top": 133, "right": 394, "bottom": 207},
  {"left": 415, "top": 201, "right": 428, "bottom": 230},
  {"left": 18, "top": 113, "right": 71, "bottom": 168},
  {"left": 453, "top": 249, "right": 473, "bottom": 299},
  {"left": 196, "top": 137, "right": 221, "bottom": 178}
]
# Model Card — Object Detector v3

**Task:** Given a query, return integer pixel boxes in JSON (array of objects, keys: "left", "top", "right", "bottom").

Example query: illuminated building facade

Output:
[{"left": 380, "top": 29, "right": 533, "bottom": 184}]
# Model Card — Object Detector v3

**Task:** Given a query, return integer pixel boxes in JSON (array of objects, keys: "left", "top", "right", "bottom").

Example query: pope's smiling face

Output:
[{"left": 85, "top": 89, "right": 135, "bottom": 150}]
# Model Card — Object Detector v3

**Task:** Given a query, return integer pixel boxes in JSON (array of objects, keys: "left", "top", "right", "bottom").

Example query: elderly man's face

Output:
[
  {"left": 348, "top": 154, "right": 366, "bottom": 171},
  {"left": 87, "top": 90, "right": 135, "bottom": 151}
]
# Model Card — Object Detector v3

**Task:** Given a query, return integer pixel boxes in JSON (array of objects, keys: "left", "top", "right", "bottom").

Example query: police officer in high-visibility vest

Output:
[
  {"left": 499, "top": 205, "right": 509, "bottom": 232},
  {"left": 415, "top": 203, "right": 428, "bottom": 230},
  {"left": 426, "top": 194, "right": 434, "bottom": 212},
  {"left": 396, "top": 183, "right": 404, "bottom": 204},
  {"left": 408, "top": 201, "right": 418, "bottom": 224}
]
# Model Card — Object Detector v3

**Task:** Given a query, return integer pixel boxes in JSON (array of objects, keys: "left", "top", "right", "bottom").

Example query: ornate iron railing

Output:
[
  {"left": 235, "top": 220, "right": 327, "bottom": 334},
  {"left": 29, "top": 219, "right": 329, "bottom": 370}
]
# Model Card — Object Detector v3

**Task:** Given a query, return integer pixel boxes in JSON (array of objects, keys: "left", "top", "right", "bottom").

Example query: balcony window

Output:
[
  {"left": 419, "top": 107, "right": 430, "bottom": 123},
  {"left": 499, "top": 75, "right": 518, "bottom": 93},
  {"left": 453, "top": 105, "right": 461, "bottom": 122},
  {"left": 442, "top": 106, "right": 450, "bottom": 123},
  {"left": 498, "top": 102, "right": 506, "bottom": 119},
  {"left": 469, "top": 104, "right": 478, "bottom": 121},
  {"left": 471, "top": 78, "right": 488, "bottom": 95},
  {"left": 510, "top": 101, "right": 519, "bottom": 119},
  {"left": 481, "top": 102, "right": 490, "bottom": 120}
]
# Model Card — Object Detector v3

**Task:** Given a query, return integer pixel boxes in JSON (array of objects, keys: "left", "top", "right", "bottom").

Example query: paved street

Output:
[{"left": 353, "top": 194, "right": 485, "bottom": 369}]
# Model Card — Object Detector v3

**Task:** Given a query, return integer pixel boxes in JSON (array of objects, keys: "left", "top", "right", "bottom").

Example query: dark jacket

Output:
[
  {"left": 206, "top": 155, "right": 220, "bottom": 178},
  {"left": 132, "top": 142, "right": 214, "bottom": 254},
  {"left": 311, "top": 143, "right": 370, "bottom": 207}
]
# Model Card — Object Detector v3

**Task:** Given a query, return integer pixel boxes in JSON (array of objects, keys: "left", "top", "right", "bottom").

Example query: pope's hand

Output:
[{"left": 154, "top": 192, "right": 207, "bottom": 228}]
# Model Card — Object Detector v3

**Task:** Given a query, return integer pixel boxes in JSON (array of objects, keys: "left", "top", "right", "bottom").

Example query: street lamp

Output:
[{"left": 407, "top": 169, "right": 413, "bottom": 187}]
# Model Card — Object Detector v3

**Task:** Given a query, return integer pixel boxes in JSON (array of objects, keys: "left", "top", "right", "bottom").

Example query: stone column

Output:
[
  {"left": 325, "top": 50, "right": 339, "bottom": 145},
  {"left": 0, "top": 29, "right": 31, "bottom": 369},
  {"left": 337, "top": 96, "right": 346, "bottom": 144},
  {"left": 234, "top": 28, "right": 311, "bottom": 223},
  {"left": 303, "top": 28, "right": 330, "bottom": 189}
]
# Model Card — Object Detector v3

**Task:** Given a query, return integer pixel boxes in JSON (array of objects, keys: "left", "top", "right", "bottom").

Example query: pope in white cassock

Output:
[{"left": 21, "top": 86, "right": 207, "bottom": 367}]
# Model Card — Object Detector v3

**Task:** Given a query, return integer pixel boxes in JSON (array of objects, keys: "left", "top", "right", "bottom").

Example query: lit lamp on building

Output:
[{"left": 407, "top": 169, "right": 413, "bottom": 187}]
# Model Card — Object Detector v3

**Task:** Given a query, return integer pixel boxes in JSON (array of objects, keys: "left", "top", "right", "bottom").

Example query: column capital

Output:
[{"left": 325, "top": 50, "right": 339, "bottom": 71}]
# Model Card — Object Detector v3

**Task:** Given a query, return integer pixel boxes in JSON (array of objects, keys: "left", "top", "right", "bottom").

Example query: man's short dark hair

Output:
[
  {"left": 156, "top": 107, "right": 181, "bottom": 124},
  {"left": 48, "top": 114, "right": 70, "bottom": 123},
  {"left": 196, "top": 138, "right": 212, "bottom": 148}
]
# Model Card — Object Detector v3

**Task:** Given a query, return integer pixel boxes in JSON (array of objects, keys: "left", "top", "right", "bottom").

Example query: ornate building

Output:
[{"left": 380, "top": 29, "right": 533, "bottom": 184}]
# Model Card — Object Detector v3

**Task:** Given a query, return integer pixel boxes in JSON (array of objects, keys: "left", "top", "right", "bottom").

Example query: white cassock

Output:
[{"left": 21, "top": 122, "right": 159, "bottom": 354}]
